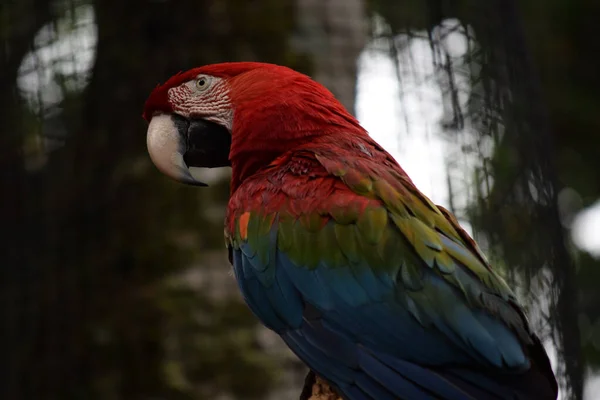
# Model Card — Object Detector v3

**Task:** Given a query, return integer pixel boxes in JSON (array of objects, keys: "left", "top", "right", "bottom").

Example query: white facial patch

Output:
[{"left": 168, "top": 77, "right": 234, "bottom": 131}]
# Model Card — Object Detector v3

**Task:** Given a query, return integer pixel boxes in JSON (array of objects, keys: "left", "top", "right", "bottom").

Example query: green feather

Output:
[
  {"left": 290, "top": 220, "right": 309, "bottom": 266},
  {"left": 377, "top": 228, "right": 403, "bottom": 277},
  {"left": 246, "top": 213, "right": 260, "bottom": 249},
  {"left": 334, "top": 223, "right": 360, "bottom": 264},
  {"left": 315, "top": 152, "right": 520, "bottom": 318},
  {"left": 304, "top": 233, "right": 322, "bottom": 268},
  {"left": 433, "top": 252, "right": 455, "bottom": 274},
  {"left": 299, "top": 212, "right": 325, "bottom": 232},
  {"left": 249, "top": 213, "right": 271, "bottom": 266},
  {"left": 329, "top": 203, "right": 360, "bottom": 225},
  {"left": 400, "top": 261, "right": 423, "bottom": 291},
  {"left": 277, "top": 218, "right": 295, "bottom": 252},
  {"left": 356, "top": 207, "right": 388, "bottom": 245},
  {"left": 342, "top": 169, "right": 374, "bottom": 195},
  {"left": 391, "top": 214, "right": 440, "bottom": 268},
  {"left": 361, "top": 240, "right": 386, "bottom": 270},
  {"left": 317, "top": 224, "right": 346, "bottom": 268}
]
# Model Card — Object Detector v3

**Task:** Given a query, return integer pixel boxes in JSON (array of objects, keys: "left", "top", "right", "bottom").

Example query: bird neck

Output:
[
  {"left": 228, "top": 96, "right": 367, "bottom": 193},
  {"left": 229, "top": 126, "right": 368, "bottom": 193}
]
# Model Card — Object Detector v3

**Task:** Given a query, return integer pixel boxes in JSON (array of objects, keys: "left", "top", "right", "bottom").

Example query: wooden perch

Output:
[{"left": 300, "top": 371, "right": 342, "bottom": 400}]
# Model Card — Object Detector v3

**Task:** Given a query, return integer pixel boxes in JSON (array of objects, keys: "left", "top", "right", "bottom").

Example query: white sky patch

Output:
[
  {"left": 17, "top": 4, "right": 96, "bottom": 111},
  {"left": 356, "top": 40, "right": 448, "bottom": 207},
  {"left": 356, "top": 30, "right": 475, "bottom": 237},
  {"left": 572, "top": 201, "right": 600, "bottom": 258}
]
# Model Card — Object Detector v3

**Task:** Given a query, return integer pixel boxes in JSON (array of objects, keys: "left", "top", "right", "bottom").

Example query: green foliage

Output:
[{"left": 159, "top": 286, "right": 278, "bottom": 399}]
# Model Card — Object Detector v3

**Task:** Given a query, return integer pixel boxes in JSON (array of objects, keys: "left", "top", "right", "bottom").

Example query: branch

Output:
[{"left": 300, "top": 371, "right": 342, "bottom": 400}]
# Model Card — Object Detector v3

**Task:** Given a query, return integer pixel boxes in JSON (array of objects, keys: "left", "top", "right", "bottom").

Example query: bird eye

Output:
[{"left": 195, "top": 76, "right": 212, "bottom": 92}]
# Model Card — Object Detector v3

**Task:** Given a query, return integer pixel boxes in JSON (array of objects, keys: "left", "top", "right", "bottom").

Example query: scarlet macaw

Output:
[{"left": 142, "top": 62, "right": 558, "bottom": 400}]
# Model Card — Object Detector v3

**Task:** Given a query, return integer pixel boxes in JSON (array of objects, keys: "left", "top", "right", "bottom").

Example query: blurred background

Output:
[{"left": 1, "top": 0, "right": 599, "bottom": 399}]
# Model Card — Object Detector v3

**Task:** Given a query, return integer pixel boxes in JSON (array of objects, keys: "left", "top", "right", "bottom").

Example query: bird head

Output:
[{"left": 142, "top": 62, "right": 365, "bottom": 189}]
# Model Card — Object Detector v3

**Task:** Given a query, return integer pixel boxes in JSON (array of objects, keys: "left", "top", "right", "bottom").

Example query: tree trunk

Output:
[{"left": 293, "top": 0, "right": 368, "bottom": 114}]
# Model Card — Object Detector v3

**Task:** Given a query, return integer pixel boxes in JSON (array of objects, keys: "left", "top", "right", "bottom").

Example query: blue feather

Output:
[
  {"left": 283, "top": 330, "right": 354, "bottom": 384},
  {"left": 356, "top": 350, "right": 439, "bottom": 400},
  {"left": 230, "top": 218, "right": 545, "bottom": 399},
  {"left": 368, "top": 349, "right": 477, "bottom": 400}
]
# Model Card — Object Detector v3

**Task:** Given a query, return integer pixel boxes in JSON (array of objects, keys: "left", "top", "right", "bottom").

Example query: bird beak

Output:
[{"left": 146, "top": 113, "right": 231, "bottom": 186}]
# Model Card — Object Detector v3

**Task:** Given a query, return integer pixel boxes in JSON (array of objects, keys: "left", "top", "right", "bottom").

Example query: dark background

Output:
[{"left": 1, "top": 0, "right": 599, "bottom": 399}]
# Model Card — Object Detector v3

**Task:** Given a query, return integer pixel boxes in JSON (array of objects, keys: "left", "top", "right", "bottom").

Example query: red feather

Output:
[
  {"left": 223, "top": 66, "right": 368, "bottom": 191},
  {"left": 225, "top": 133, "right": 407, "bottom": 235}
]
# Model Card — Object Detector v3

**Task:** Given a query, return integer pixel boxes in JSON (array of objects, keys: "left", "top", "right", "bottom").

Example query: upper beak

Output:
[{"left": 146, "top": 114, "right": 231, "bottom": 186}]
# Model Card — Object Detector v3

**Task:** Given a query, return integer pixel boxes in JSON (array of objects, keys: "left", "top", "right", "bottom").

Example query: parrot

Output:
[{"left": 142, "top": 62, "right": 558, "bottom": 400}]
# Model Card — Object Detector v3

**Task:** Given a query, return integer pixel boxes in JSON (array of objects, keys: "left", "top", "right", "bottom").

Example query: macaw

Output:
[{"left": 142, "top": 62, "right": 558, "bottom": 400}]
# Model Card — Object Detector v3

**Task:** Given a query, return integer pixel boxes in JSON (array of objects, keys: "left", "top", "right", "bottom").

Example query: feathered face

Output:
[
  {"left": 142, "top": 63, "right": 256, "bottom": 186},
  {"left": 143, "top": 62, "right": 362, "bottom": 187},
  {"left": 145, "top": 71, "right": 235, "bottom": 129}
]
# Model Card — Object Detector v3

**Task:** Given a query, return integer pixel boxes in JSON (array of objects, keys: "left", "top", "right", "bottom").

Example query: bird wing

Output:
[{"left": 226, "top": 148, "right": 555, "bottom": 400}]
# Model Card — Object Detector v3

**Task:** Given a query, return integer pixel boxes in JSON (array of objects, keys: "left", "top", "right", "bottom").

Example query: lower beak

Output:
[{"left": 146, "top": 114, "right": 231, "bottom": 186}]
